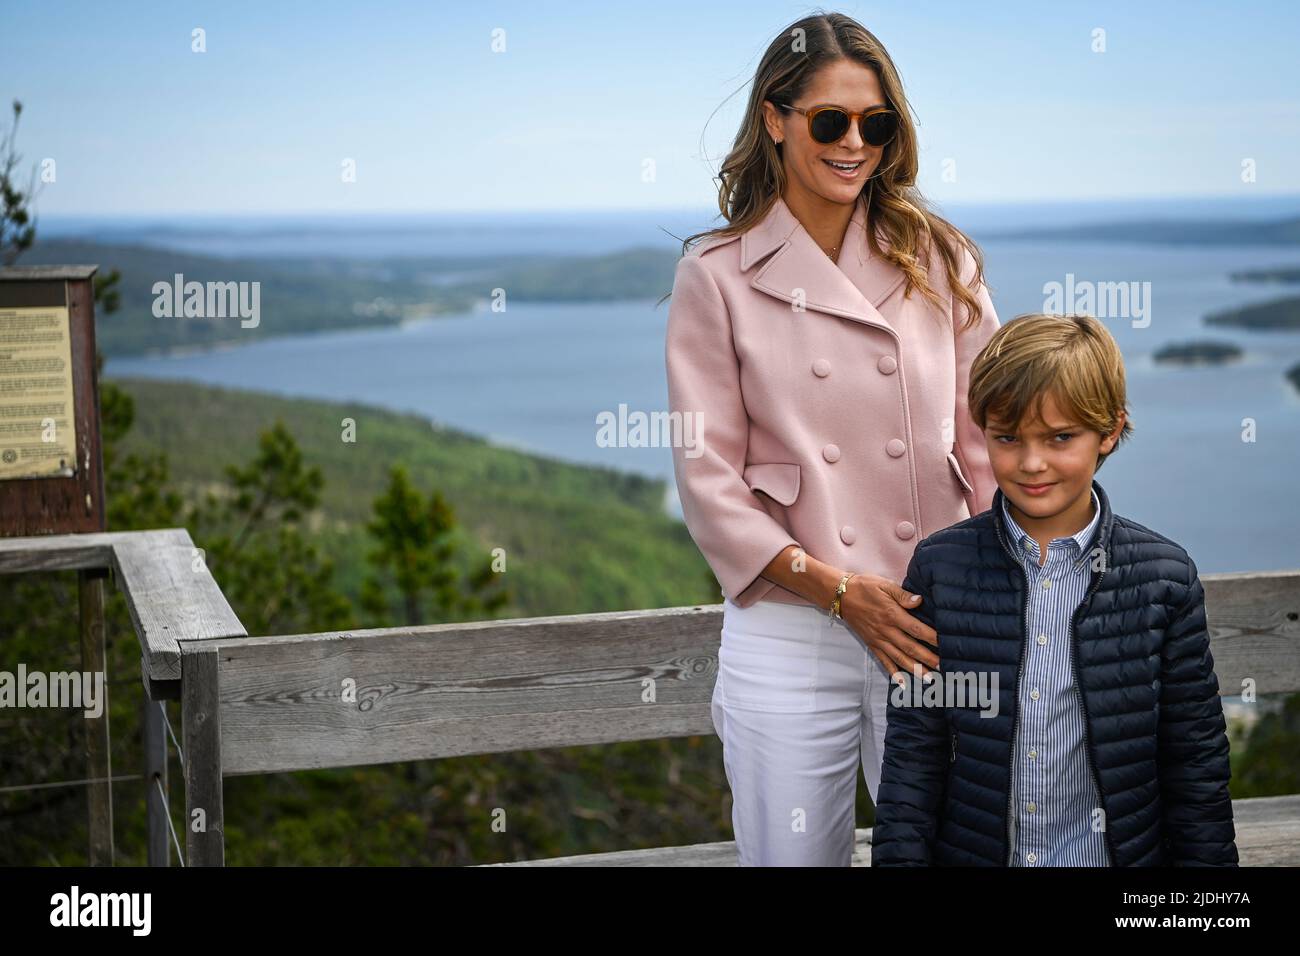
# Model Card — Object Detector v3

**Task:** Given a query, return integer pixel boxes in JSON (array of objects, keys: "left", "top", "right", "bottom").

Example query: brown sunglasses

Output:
[{"left": 772, "top": 101, "right": 899, "bottom": 147}]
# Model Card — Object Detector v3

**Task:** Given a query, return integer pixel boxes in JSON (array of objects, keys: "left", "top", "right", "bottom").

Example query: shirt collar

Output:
[{"left": 1000, "top": 485, "right": 1102, "bottom": 567}]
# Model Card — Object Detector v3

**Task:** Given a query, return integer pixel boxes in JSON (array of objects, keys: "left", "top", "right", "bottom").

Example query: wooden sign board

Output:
[{"left": 0, "top": 266, "right": 105, "bottom": 535}]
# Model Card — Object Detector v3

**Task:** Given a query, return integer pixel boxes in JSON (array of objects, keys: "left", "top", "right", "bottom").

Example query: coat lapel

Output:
[{"left": 742, "top": 193, "right": 908, "bottom": 336}]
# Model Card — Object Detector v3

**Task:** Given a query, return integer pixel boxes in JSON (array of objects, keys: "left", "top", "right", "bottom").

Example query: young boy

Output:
[{"left": 871, "top": 313, "right": 1238, "bottom": 867}]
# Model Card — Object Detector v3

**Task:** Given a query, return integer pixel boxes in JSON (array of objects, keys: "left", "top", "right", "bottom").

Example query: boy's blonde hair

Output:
[{"left": 968, "top": 313, "right": 1133, "bottom": 472}]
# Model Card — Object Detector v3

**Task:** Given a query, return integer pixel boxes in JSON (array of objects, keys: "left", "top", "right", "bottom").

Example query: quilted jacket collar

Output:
[{"left": 990, "top": 477, "right": 1115, "bottom": 570}]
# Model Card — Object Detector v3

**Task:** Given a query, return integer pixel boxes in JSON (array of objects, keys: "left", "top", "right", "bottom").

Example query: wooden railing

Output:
[{"left": 2, "top": 528, "right": 1298, "bottom": 866}]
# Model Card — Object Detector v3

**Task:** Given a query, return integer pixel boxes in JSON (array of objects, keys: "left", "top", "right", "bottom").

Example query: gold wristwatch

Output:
[{"left": 828, "top": 572, "right": 855, "bottom": 624}]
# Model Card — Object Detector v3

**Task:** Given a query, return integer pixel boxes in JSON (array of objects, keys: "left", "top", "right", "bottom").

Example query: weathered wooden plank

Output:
[
  {"left": 483, "top": 795, "right": 1300, "bottom": 867},
  {"left": 0, "top": 265, "right": 98, "bottom": 281},
  {"left": 112, "top": 528, "right": 246, "bottom": 681},
  {"left": 481, "top": 837, "right": 744, "bottom": 868},
  {"left": 0, "top": 531, "right": 119, "bottom": 572},
  {"left": 1202, "top": 571, "right": 1300, "bottom": 697},
  {"left": 204, "top": 569, "right": 1299, "bottom": 777},
  {"left": 1230, "top": 794, "right": 1300, "bottom": 866},
  {"left": 182, "top": 644, "right": 224, "bottom": 867},
  {"left": 205, "top": 605, "right": 722, "bottom": 775}
]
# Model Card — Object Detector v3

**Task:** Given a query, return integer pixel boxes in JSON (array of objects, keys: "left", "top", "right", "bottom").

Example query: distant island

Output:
[
  {"left": 1206, "top": 264, "right": 1300, "bottom": 399},
  {"left": 1153, "top": 340, "right": 1243, "bottom": 365},
  {"left": 1230, "top": 266, "right": 1300, "bottom": 283},
  {"left": 1209, "top": 264, "right": 1300, "bottom": 392},
  {"left": 1205, "top": 297, "right": 1300, "bottom": 330},
  {"left": 991, "top": 215, "right": 1300, "bottom": 245}
]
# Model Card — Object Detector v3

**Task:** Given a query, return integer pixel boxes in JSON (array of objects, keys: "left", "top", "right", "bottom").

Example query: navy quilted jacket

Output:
[{"left": 871, "top": 479, "right": 1238, "bottom": 866}]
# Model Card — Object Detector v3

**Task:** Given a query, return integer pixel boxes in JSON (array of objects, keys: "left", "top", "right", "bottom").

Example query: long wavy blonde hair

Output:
[{"left": 665, "top": 12, "right": 988, "bottom": 332}]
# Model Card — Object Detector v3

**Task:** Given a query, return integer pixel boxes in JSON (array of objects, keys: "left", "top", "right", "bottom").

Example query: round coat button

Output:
[
  {"left": 877, "top": 355, "right": 897, "bottom": 374},
  {"left": 822, "top": 443, "right": 841, "bottom": 463},
  {"left": 812, "top": 358, "right": 831, "bottom": 377},
  {"left": 895, "top": 520, "right": 915, "bottom": 539},
  {"left": 839, "top": 525, "right": 857, "bottom": 545},
  {"left": 886, "top": 438, "right": 906, "bottom": 457}
]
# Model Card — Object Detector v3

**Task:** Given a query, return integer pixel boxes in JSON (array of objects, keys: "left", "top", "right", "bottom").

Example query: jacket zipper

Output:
[
  {"left": 1003, "top": 560, "right": 1029, "bottom": 865},
  {"left": 993, "top": 507, "right": 1029, "bottom": 864},
  {"left": 1067, "top": 562, "right": 1117, "bottom": 865}
]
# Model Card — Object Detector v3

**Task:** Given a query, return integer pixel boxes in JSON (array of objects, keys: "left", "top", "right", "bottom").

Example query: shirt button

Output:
[
  {"left": 885, "top": 438, "right": 906, "bottom": 457},
  {"left": 1042, "top": 579, "right": 1052, "bottom": 589},
  {"left": 1027, "top": 802, "right": 1036, "bottom": 813},
  {"left": 1029, "top": 749, "right": 1037, "bottom": 759},
  {"left": 1030, "top": 688, "right": 1040, "bottom": 701},
  {"left": 895, "top": 520, "right": 915, "bottom": 540},
  {"left": 877, "top": 355, "right": 897, "bottom": 374},
  {"left": 840, "top": 525, "right": 857, "bottom": 545},
  {"left": 1037, "top": 633, "right": 1048, "bottom": 645},
  {"left": 822, "top": 443, "right": 841, "bottom": 463},
  {"left": 812, "top": 358, "right": 831, "bottom": 377},
  {"left": 1026, "top": 852, "right": 1038, "bottom": 864}
]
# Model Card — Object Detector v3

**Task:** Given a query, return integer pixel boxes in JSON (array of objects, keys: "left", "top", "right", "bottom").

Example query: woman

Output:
[{"left": 663, "top": 13, "right": 1001, "bottom": 866}]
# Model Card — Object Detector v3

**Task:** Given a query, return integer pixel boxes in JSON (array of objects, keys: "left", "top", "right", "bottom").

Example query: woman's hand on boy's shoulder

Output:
[{"left": 840, "top": 572, "right": 939, "bottom": 683}]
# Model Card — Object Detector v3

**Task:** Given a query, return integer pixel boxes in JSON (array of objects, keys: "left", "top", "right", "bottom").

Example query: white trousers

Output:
[{"left": 712, "top": 595, "right": 893, "bottom": 866}]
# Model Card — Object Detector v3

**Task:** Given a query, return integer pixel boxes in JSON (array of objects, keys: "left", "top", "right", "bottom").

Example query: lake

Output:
[{"left": 101, "top": 225, "right": 1300, "bottom": 577}]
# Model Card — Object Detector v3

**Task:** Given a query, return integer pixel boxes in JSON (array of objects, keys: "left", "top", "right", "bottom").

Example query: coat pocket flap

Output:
[
  {"left": 946, "top": 452, "right": 974, "bottom": 495},
  {"left": 742, "top": 462, "right": 801, "bottom": 506}
]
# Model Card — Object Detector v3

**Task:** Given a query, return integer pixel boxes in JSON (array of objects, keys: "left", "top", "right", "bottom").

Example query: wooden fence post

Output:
[
  {"left": 182, "top": 644, "right": 224, "bottom": 866},
  {"left": 78, "top": 565, "right": 113, "bottom": 865},
  {"left": 143, "top": 695, "right": 170, "bottom": 866}
]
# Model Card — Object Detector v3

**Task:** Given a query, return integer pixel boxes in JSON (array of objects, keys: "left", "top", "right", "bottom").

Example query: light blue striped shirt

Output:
[{"left": 1002, "top": 487, "right": 1110, "bottom": 866}]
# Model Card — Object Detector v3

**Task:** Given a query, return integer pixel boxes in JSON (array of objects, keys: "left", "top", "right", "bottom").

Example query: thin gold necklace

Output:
[{"left": 824, "top": 179, "right": 872, "bottom": 260}]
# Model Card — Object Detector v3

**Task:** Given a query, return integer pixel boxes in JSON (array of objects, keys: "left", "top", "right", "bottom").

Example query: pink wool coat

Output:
[{"left": 664, "top": 193, "right": 1000, "bottom": 609}]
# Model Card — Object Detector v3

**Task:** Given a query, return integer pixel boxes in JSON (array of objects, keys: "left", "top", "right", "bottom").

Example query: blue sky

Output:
[{"left": 2, "top": 0, "right": 1298, "bottom": 215}]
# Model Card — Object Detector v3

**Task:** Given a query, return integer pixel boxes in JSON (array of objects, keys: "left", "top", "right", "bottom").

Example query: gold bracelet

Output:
[{"left": 828, "top": 572, "right": 855, "bottom": 624}]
